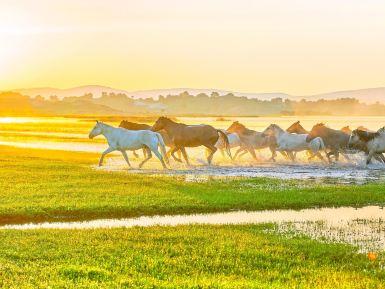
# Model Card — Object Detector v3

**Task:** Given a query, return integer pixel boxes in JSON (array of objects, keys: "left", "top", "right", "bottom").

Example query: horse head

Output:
[
  {"left": 89, "top": 120, "right": 103, "bottom": 139},
  {"left": 226, "top": 121, "right": 245, "bottom": 134},
  {"left": 262, "top": 124, "right": 282, "bottom": 137},
  {"left": 286, "top": 121, "right": 303, "bottom": 133},
  {"left": 306, "top": 123, "right": 325, "bottom": 142},
  {"left": 152, "top": 116, "right": 172, "bottom": 131}
]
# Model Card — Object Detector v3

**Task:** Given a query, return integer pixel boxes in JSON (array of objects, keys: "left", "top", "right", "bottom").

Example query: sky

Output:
[{"left": 1, "top": 0, "right": 385, "bottom": 95}]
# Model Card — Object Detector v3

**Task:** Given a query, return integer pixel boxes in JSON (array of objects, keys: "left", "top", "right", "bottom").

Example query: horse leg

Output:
[
  {"left": 148, "top": 145, "right": 168, "bottom": 169},
  {"left": 99, "top": 147, "right": 115, "bottom": 167},
  {"left": 180, "top": 147, "right": 191, "bottom": 166},
  {"left": 204, "top": 144, "right": 217, "bottom": 165},
  {"left": 268, "top": 146, "right": 277, "bottom": 162},
  {"left": 239, "top": 149, "right": 249, "bottom": 158},
  {"left": 233, "top": 147, "right": 244, "bottom": 160},
  {"left": 169, "top": 147, "right": 182, "bottom": 163},
  {"left": 142, "top": 147, "right": 147, "bottom": 158},
  {"left": 120, "top": 150, "right": 132, "bottom": 168},
  {"left": 379, "top": 153, "right": 385, "bottom": 164},
  {"left": 279, "top": 151, "right": 288, "bottom": 159},
  {"left": 287, "top": 151, "right": 295, "bottom": 162},
  {"left": 248, "top": 148, "right": 258, "bottom": 161},
  {"left": 133, "top": 151, "right": 140, "bottom": 158},
  {"left": 138, "top": 147, "right": 152, "bottom": 169},
  {"left": 366, "top": 150, "right": 375, "bottom": 165}
]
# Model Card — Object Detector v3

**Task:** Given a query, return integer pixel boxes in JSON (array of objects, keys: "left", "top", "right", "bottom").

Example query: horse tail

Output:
[
  {"left": 217, "top": 130, "right": 232, "bottom": 160},
  {"left": 156, "top": 133, "right": 169, "bottom": 164},
  {"left": 309, "top": 137, "right": 325, "bottom": 152}
]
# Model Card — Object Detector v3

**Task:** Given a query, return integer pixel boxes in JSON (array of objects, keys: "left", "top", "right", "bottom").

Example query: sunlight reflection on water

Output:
[{"left": 2, "top": 206, "right": 385, "bottom": 253}]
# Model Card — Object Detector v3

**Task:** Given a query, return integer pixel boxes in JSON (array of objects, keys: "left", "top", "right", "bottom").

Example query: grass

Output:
[
  {"left": 0, "top": 224, "right": 384, "bottom": 289},
  {"left": 1, "top": 145, "right": 385, "bottom": 224}
]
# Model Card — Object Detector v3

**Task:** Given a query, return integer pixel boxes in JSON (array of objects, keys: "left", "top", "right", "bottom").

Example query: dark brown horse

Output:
[{"left": 151, "top": 117, "right": 231, "bottom": 165}]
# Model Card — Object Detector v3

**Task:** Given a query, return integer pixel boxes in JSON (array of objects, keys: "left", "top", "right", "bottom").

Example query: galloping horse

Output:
[
  {"left": 226, "top": 121, "right": 279, "bottom": 161},
  {"left": 263, "top": 124, "right": 325, "bottom": 162},
  {"left": 306, "top": 123, "right": 350, "bottom": 162},
  {"left": 151, "top": 117, "right": 231, "bottom": 165},
  {"left": 349, "top": 129, "right": 385, "bottom": 165},
  {"left": 89, "top": 121, "right": 169, "bottom": 169},
  {"left": 307, "top": 123, "right": 385, "bottom": 163},
  {"left": 119, "top": 120, "right": 181, "bottom": 161}
]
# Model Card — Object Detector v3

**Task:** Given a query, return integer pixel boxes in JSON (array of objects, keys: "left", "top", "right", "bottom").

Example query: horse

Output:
[
  {"left": 226, "top": 121, "right": 280, "bottom": 161},
  {"left": 306, "top": 123, "right": 353, "bottom": 162},
  {"left": 89, "top": 121, "right": 169, "bottom": 169},
  {"left": 151, "top": 117, "right": 231, "bottom": 165},
  {"left": 349, "top": 129, "right": 385, "bottom": 165},
  {"left": 215, "top": 129, "right": 241, "bottom": 158},
  {"left": 263, "top": 124, "right": 325, "bottom": 162},
  {"left": 119, "top": 120, "right": 181, "bottom": 161}
]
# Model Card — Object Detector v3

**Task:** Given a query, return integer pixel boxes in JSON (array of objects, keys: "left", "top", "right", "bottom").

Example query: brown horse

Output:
[
  {"left": 226, "top": 121, "right": 280, "bottom": 161},
  {"left": 151, "top": 117, "right": 231, "bottom": 165},
  {"left": 119, "top": 120, "right": 181, "bottom": 160}
]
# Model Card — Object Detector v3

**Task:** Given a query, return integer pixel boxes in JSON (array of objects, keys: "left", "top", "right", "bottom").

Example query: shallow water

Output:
[
  {"left": 2, "top": 206, "right": 385, "bottom": 252},
  {"left": 95, "top": 156, "right": 385, "bottom": 184}
]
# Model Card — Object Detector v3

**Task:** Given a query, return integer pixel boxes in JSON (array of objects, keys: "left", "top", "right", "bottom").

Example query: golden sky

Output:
[{"left": 1, "top": 0, "right": 385, "bottom": 95}]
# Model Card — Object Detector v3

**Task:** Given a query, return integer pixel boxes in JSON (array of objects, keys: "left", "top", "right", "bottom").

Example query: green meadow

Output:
[
  {"left": 1, "top": 225, "right": 385, "bottom": 289},
  {"left": 1, "top": 145, "right": 385, "bottom": 224},
  {"left": 1, "top": 141, "right": 385, "bottom": 288}
]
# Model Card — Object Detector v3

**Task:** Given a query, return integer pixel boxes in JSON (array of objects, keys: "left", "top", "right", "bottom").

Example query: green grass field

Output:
[
  {"left": 1, "top": 145, "right": 385, "bottom": 288},
  {"left": 1, "top": 145, "right": 385, "bottom": 224},
  {"left": 1, "top": 225, "right": 384, "bottom": 289}
]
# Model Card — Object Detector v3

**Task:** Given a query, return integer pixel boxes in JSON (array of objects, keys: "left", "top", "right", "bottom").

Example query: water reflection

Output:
[{"left": 2, "top": 206, "right": 385, "bottom": 252}]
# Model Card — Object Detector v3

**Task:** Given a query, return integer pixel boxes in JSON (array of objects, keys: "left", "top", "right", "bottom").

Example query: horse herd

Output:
[{"left": 88, "top": 117, "right": 385, "bottom": 169}]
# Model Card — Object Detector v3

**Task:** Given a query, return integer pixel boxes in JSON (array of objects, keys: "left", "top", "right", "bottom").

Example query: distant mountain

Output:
[
  {"left": 6, "top": 85, "right": 385, "bottom": 104},
  {"left": 301, "top": 87, "right": 385, "bottom": 104}
]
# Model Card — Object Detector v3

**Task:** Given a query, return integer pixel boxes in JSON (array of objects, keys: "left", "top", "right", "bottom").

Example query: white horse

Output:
[
  {"left": 214, "top": 129, "right": 241, "bottom": 158},
  {"left": 89, "top": 121, "right": 169, "bottom": 169},
  {"left": 262, "top": 124, "right": 325, "bottom": 161}
]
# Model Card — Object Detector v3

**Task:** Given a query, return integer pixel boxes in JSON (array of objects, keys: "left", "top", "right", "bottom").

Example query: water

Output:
[
  {"left": 2, "top": 206, "right": 385, "bottom": 252},
  {"left": 95, "top": 155, "right": 385, "bottom": 184}
]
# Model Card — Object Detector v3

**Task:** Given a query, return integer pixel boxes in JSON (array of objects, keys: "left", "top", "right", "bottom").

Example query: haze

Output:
[{"left": 1, "top": 0, "right": 385, "bottom": 95}]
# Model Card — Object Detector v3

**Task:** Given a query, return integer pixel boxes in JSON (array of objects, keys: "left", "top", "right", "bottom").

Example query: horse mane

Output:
[
  {"left": 353, "top": 129, "right": 379, "bottom": 142},
  {"left": 233, "top": 122, "right": 255, "bottom": 135},
  {"left": 271, "top": 124, "right": 284, "bottom": 132}
]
